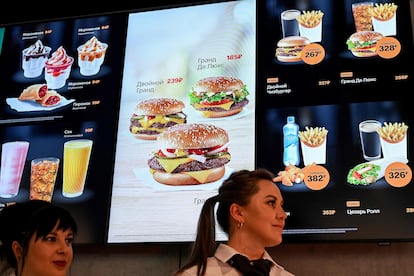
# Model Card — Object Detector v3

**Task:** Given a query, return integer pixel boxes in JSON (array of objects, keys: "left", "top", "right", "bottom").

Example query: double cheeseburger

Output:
[
  {"left": 346, "top": 31, "right": 384, "bottom": 57},
  {"left": 188, "top": 76, "right": 249, "bottom": 118},
  {"left": 275, "top": 36, "right": 310, "bottom": 62},
  {"left": 148, "top": 123, "right": 231, "bottom": 185},
  {"left": 129, "top": 98, "right": 187, "bottom": 140}
]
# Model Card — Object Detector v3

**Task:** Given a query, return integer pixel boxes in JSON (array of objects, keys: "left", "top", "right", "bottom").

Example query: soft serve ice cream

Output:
[
  {"left": 22, "top": 40, "right": 51, "bottom": 78},
  {"left": 44, "top": 46, "right": 74, "bottom": 89},
  {"left": 77, "top": 36, "right": 108, "bottom": 76}
]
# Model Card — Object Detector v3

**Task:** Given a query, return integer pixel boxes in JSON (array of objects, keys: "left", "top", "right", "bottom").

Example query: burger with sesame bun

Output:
[
  {"left": 188, "top": 76, "right": 249, "bottom": 118},
  {"left": 148, "top": 123, "right": 231, "bottom": 185},
  {"left": 129, "top": 98, "right": 187, "bottom": 140},
  {"left": 346, "top": 30, "right": 384, "bottom": 57}
]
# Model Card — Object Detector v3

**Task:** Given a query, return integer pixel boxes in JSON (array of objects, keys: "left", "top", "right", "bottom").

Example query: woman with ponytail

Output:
[{"left": 173, "top": 168, "right": 294, "bottom": 276}]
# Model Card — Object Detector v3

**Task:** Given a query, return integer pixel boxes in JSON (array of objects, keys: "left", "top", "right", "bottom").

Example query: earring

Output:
[{"left": 237, "top": 221, "right": 244, "bottom": 229}]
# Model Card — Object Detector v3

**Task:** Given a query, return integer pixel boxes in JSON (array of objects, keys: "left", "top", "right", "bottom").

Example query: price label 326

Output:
[{"left": 385, "top": 162, "right": 412, "bottom": 187}]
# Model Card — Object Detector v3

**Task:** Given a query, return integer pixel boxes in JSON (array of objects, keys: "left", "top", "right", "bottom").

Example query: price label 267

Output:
[{"left": 302, "top": 43, "right": 325, "bottom": 65}]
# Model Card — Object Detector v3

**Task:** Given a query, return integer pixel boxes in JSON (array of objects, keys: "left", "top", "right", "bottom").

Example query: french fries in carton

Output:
[
  {"left": 298, "top": 126, "right": 328, "bottom": 147},
  {"left": 297, "top": 10, "right": 324, "bottom": 28},
  {"left": 368, "top": 3, "right": 398, "bottom": 21},
  {"left": 377, "top": 122, "right": 408, "bottom": 143}
]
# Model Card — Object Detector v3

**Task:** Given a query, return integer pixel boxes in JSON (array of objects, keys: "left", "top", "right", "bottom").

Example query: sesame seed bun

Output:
[
  {"left": 277, "top": 36, "right": 310, "bottom": 48},
  {"left": 193, "top": 76, "right": 244, "bottom": 93},
  {"left": 156, "top": 123, "right": 229, "bottom": 149},
  {"left": 134, "top": 98, "right": 185, "bottom": 115}
]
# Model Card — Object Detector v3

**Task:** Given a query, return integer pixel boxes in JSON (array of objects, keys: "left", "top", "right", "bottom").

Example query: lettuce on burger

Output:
[
  {"left": 148, "top": 123, "right": 231, "bottom": 185},
  {"left": 346, "top": 31, "right": 384, "bottom": 57}
]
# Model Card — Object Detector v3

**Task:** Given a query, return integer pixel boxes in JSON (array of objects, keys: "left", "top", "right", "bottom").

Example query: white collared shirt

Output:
[{"left": 178, "top": 243, "right": 295, "bottom": 276}]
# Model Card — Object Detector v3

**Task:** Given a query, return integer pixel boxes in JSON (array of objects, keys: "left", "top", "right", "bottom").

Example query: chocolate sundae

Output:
[{"left": 22, "top": 40, "right": 51, "bottom": 78}]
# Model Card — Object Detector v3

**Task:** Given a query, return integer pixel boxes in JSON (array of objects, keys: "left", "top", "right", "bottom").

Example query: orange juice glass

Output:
[{"left": 63, "top": 139, "right": 93, "bottom": 198}]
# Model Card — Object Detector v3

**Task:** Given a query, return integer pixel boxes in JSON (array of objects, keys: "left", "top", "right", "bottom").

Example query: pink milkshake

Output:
[{"left": 0, "top": 141, "right": 30, "bottom": 198}]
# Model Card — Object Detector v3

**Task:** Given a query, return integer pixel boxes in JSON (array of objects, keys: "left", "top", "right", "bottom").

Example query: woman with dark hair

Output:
[
  {"left": 174, "top": 168, "right": 294, "bottom": 276},
  {"left": 0, "top": 200, "right": 77, "bottom": 276}
]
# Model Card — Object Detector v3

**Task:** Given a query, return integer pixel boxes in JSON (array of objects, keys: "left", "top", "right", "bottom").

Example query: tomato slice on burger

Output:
[
  {"left": 200, "top": 98, "right": 232, "bottom": 106},
  {"left": 157, "top": 145, "right": 228, "bottom": 158},
  {"left": 188, "top": 148, "right": 208, "bottom": 155}
]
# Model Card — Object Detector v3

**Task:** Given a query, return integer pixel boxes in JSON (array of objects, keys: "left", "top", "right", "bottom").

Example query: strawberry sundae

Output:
[
  {"left": 22, "top": 40, "right": 51, "bottom": 78},
  {"left": 44, "top": 46, "right": 74, "bottom": 89},
  {"left": 77, "top": 36, "right": 108, "bottom": 76}
]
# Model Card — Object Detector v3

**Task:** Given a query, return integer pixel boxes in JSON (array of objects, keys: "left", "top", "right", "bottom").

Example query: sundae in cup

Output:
[
  {"left": 45, "top": 46, "right": 74, "bottom": 89},
  {"left": 22, "top": 40, "right": 51, "bottom": 78},
  {"left": 77, "top": 36, "right": 108, "bottom": 76}
]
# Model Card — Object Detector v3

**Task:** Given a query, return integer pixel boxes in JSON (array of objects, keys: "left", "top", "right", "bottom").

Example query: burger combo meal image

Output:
[
  {"left": 274, "top": 3, "right": 399, "bottom": 62},
  {"left": 346, "top": 2, "right": 398, "bottom": 58},
  {"left": 275, "top": 9, "right": 323, "bottom": 63},
  {"left": 347, "top": 121, "right": 409, "bottom": 187},
  {"left": 188, "top": 76, "right": 250, "bottom": 118},
  {"left": 147, "top": 123, "right": 231, "bottom": 186},
  {"left": 272, "top": 117, "right": 409, "bottom": 190}
]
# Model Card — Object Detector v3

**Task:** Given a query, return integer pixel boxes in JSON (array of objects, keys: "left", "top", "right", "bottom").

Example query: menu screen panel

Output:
[
  {"left": 0, "top": 14, "right": 128, "bottom": 245},
  {"left": 107, "top": 0, "right": 256, "bottom": 243},
  {"left": 257, "top": 0, "right": 414, "bottom": 242}
]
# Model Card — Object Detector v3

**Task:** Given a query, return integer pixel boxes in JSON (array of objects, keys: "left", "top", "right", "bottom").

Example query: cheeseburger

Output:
[
  {"left": 346, "top": 31, "right": 384, "bottom": 57},
  {"left": 188, "top": 76, "right": 249, "bottom": 118},
  {"left": 148, "top": 123, "right": 231, "bottom": 185},
  {"left": 275, "top": 36, "right": 310, "bottom": 62},
  {"left": 129, "top": 98, "right": 187, "bottom": 140}
]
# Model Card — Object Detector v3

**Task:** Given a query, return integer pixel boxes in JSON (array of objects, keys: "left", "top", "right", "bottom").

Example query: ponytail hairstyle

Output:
[{"left": 174, "top": 168, "right": 274, "bottom": 276}]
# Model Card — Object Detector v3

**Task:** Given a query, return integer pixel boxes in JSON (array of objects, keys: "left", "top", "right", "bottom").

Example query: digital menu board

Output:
[
  {"left": 0, "top": 0, "right": 413, "bottom": 245},
  {"left": 107, "top": 0, "right": 256, "bottom": 243},
  {"left": 257, "top": 0, "right": 414, "bottom": 242},
  {"left": 0, "top": 14, "right": 127, "bottom": 244}
]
